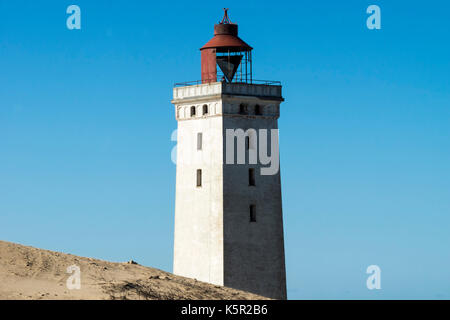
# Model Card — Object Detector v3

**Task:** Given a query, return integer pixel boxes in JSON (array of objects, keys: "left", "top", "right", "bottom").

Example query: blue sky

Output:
[{"left": 1, "top": 0, "right": 449, "bottom": 299}]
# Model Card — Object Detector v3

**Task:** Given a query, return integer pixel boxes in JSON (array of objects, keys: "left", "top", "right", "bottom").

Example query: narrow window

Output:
[
  {"left": 197, "top": 132, "right": 202, "bottom": 150},
  {"left": 190, "top": 106, "right": 196, "bottom": 117},
  {"left": 250, "top": 205, "right": 256, "bottom": 222},
  {"left": 249, "top": 168, "right": 255, "bottom": 186},
  {"left": 202, "top": 104, "right": 208, "bottom": 115},
  {"left": 239, "top": 103, "right": 246, "bottom": 115},
  {"left": 196, "top": 169, "right": 202, "bottom": 187},
  {"left": 255, "top": 104, "right": 262, "bottom": 115},
  {"left": 246, "top": 133, "right": 255, "bottom": 150}
]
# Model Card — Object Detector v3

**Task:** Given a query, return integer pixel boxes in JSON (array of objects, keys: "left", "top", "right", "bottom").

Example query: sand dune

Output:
[{"left": 0, "top": 240, "right": 267, "bottom": 300}]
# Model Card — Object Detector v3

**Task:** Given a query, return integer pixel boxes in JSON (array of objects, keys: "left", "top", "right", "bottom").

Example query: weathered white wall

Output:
[
  {"left": 173, "top": 100, "right": 224, "bottom": 285},
  {"left": 222, "top": 111, "right": 286, "bottom": 300},
  {"left": 172, "top": 82, "right": 286, "bottom": 299}
]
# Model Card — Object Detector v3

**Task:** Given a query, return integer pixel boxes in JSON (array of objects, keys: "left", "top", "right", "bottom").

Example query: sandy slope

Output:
[{"left": 0, "top": 240, "right": 267, "bottom": 300}]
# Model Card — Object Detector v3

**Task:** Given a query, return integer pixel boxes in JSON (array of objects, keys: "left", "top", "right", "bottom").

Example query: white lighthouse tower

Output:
[{"left": 171, "top": 9, "right": 287, "bottom": 300}]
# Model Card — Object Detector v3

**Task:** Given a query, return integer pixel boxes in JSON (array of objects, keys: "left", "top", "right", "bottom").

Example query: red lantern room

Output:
[{"left": 200, "top": 9, "right": 253, "bottom": 84}]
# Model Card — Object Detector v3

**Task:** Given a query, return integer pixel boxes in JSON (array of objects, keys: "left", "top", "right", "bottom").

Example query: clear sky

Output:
[{"left": 1, "top": 0, "right": 449, "bottom": 299}]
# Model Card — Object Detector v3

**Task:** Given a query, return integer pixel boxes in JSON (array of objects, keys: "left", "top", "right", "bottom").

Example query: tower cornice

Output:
[{"left": 172, "top": 82, "right": 284, "bottom": 105}]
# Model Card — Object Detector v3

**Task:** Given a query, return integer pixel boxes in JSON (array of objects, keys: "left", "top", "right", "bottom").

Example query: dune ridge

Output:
[{"left": 0, "top": 240, "right": 267, "bottom": 300}]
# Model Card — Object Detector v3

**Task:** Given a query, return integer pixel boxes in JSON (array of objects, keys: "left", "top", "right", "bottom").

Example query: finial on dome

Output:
[{"left": 220, "top": 8, "right": 232, "bottom": 24}]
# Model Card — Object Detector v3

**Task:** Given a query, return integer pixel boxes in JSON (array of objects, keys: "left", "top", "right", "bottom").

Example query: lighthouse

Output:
[{"left": 171, "top": 9, "right": 286, "bottom": 300}]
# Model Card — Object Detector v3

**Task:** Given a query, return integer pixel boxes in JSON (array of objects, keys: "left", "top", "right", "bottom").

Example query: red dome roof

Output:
[
  {"left": 201, "top": 34, "right": 252, "bottom": 51},
  {"left": 200, "top": 21, "right": 252, "bottom": 52}
]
